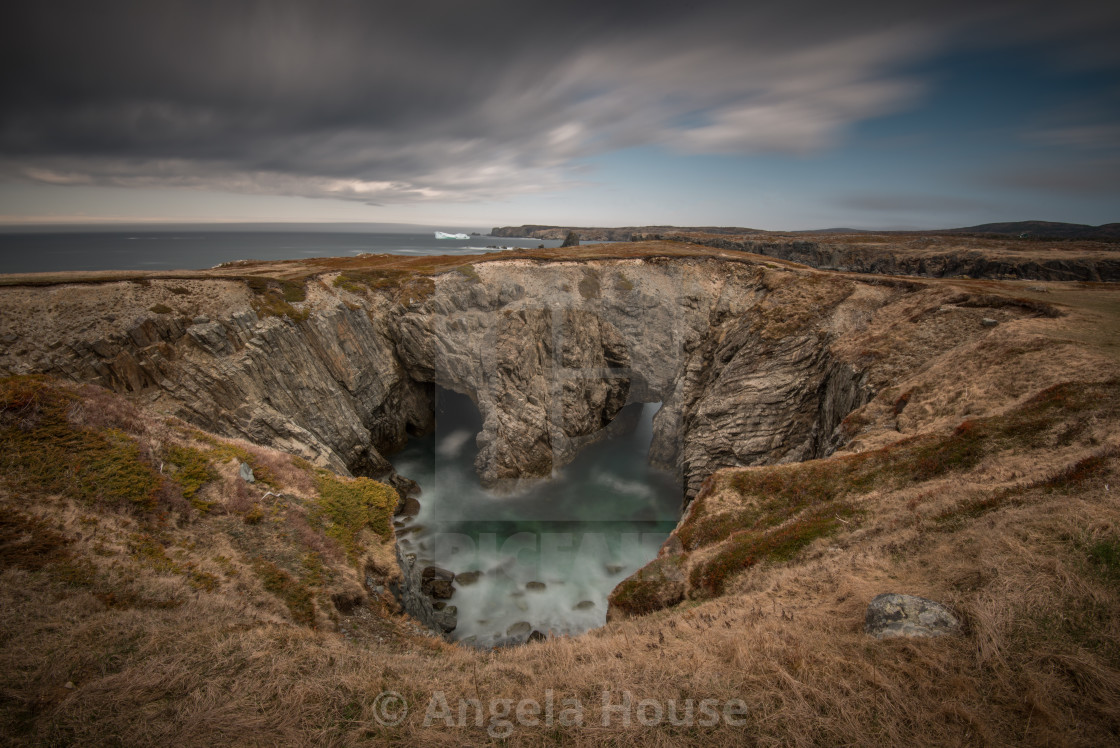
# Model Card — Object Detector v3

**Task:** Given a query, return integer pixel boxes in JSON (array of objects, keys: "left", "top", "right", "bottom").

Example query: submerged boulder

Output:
[{"left": 420, "top": 566, "right": 455, "bottom": 599}]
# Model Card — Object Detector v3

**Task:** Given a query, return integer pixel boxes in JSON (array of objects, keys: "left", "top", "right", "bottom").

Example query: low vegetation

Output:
[
  {"left": 660, "top": 378, "right": 1120, "bottom": 612},
  {"left": 311, "top": 473, "right": 397, "bottom": 564},
  {"left": 334, "top": 268, "right": 437, "bottom": 304},
  {"left": 246, "top": 276, "right": 310, "bottom": 321},
  {"left": 0, "top": 376, "right": 162, "bottom": 510}
]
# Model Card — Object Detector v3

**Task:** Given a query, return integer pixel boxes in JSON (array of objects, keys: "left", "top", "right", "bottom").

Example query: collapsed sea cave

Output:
[
  {"left": 387, "top": 387, "right": 682, "bottom": 647},
  {"left": 20, "top": 255, "right": 877, "bottom": 644}
]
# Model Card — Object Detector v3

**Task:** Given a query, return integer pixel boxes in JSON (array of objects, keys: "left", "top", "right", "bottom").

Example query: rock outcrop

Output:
[
  {"left": 1, "top": 256, "right": 883, "bottom": 501},
  {"left": 864, "top": 593, "right": 961, "bottom": 639}
]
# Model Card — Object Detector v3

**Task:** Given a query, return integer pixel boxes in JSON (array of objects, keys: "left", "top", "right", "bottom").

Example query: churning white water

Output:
[{"left": 391, "top": 390, "right": 680, "bottom": 647}]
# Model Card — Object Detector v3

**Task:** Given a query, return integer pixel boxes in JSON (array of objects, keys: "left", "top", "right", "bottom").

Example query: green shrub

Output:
[
  {"left": 164, "top": 444, "right": 218, "bottom": 499},
  {"left": 312, "top": 474, "right": 396, "bottom": 562}
]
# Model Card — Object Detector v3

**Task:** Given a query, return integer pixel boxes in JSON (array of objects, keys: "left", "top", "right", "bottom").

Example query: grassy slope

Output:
[{"left": 0, "top": 251, "right": 1119, "bottom": 745}]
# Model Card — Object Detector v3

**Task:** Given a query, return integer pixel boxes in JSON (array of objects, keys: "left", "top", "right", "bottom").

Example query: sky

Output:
[{"left": 0, "top": 0, "right": 1117, "bottom": 231}]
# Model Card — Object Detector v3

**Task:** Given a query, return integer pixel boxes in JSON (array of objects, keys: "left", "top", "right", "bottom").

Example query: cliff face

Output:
[{"left": 0, "top": 256, "right": 888, "bottom": 502}]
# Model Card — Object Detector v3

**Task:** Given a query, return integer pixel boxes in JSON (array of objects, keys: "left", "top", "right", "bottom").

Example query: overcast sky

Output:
[{"left": 1, "top": 0, "right": 1117, "bottom": 230}]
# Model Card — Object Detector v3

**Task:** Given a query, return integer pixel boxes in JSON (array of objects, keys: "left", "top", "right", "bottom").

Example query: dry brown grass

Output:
[
  {"left": 0, "top": 368, "right": 1117, "bottom": 745},
  {"left": 1, "top": 249, "right": 1119, "bottom": 745}
]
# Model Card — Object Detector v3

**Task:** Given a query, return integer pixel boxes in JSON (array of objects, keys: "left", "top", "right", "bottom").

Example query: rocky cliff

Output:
[
  {"left": 0, "top": 254, "right": 896, "bottom": 505},
  {"left": 2, "top": 248, "right": 1064, "bottom": 504}
]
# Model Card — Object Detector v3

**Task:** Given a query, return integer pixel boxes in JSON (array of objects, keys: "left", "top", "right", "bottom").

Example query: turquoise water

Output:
[{"left": 391, "top": 390, "right": 681, "bottom": 647}]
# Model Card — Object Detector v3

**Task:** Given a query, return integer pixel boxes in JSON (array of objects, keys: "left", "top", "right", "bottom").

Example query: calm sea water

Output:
[
  {"left": 0, "top": 229, "right": 563, "bottom": 274},
  {"left": 392, "top": 390, "right": 681, "bottom": 647}
]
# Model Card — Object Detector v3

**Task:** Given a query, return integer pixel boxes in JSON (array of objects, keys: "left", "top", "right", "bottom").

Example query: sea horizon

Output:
[{"left": 0, "top": 226, "right": 563, "bottom": 274}]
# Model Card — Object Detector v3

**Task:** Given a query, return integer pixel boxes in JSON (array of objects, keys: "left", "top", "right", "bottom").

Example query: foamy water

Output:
[{"left": 391, "top": 391, "right": 680, "bottom": 647}]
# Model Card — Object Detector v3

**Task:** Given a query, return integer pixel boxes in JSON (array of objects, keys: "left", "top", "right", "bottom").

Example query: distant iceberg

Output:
[{"left": 434, "top": 231, "right": 470, "bottom": 240}]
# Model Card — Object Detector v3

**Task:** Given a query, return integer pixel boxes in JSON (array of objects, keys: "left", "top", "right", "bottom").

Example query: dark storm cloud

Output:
[{"left": 2, "top": 0, "right": 1118, "bottom": 204}]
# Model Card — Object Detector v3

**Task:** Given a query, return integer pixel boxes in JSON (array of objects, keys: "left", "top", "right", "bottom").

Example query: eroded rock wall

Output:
[{"left": 0, "top": 257, "right": 881, "bottom": 499}]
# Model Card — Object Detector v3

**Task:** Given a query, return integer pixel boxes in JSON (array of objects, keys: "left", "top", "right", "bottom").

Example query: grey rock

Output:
[
  {"left": 981, "top": 318, "right": 999, "bottom": 327},
  {"left": 238, "top": 462, "right": 255, "bottom": 483},
  {"left": 455, "top": 570, "right": 481, "bottom": 586},
  {"left": 395, "top": 496, "right": 421, "bottom": 517},
  {"left": 506, "top": 621, "right": 532, "bottom": 638},
  {"left": 574, "top": 600, "right": 596, "bottom": 611},
  {"left": 421, "top": 566, "right": 455, "bottom": 599},
  {"left": 392, "top": 546, "right": 455, "bottom": 635},
  {"left": 864, "top": 593, "right": 961, "bottom": 639}
]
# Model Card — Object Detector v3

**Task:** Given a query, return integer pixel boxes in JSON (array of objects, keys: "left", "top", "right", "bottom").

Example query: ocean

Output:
[{"left": 0, "top": 229, "right": 564, "bottom": 274}]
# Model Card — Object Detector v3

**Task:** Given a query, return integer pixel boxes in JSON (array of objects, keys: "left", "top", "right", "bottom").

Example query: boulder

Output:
[
  {"left": 395, "top": 496, "right": 421, "bottom": 517},
  {"left": 420, "top": 566, "right": 455, "bottom": 599},
  {"left": 454, "top": 570, "right": 481, "bottom": 586},
  {"left": 864, "top": 593, "right": 961, "bottom": 639},
  {"left": 238, "top": 462, "right": 255, "bottom": 483},
  {"left": 506, "top": 621, "right": 532, "bottom": 638}
]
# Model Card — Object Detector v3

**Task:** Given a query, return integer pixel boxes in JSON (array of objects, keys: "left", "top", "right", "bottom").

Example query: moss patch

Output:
[
  {"left": 311, "top": 474, "right": 396, "bottom": 563},
  {"left": 610, "top": 554, "right": 686, "bottom": 617},
  {"left": 189, "top": 431, "right": 280, "bottom": 489},
  {"left": 334, "top": 269, "right": 435, "bottom": 304},
  {"left": 163, "top": 445, "right": 219, "bottom": 508},
  {"left": 0, "top": 377, "right": 163, "bottom": 510},
  {"left": 246, "top": 277, "right": 309, "bottom": 321}
]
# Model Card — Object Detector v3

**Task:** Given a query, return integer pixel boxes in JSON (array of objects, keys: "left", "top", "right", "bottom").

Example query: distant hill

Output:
[
  {"left": 490, "top": 225, "right": 761, "bottom": 241},
  {"left": 492, "top": 221, "right": 1120, "bottom": 243},
  {"left": 931, "top": 221, "right": 1120, "bottom": 242}
]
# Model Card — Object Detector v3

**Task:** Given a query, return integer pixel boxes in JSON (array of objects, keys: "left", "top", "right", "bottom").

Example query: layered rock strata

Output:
[{"left": 1, "top": 258, "right": 880, "bottom": 501}]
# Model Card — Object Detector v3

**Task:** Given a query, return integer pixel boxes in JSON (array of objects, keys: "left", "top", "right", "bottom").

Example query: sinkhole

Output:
[{"left": 390, "top": 388, "right": 681, "bottom": 647}]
